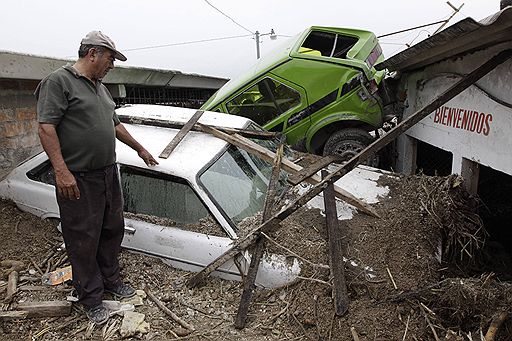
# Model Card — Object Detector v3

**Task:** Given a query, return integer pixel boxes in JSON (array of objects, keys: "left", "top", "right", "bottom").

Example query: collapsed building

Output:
[{"left": 380, "top": 6, "right": 512, "bottom": 273}]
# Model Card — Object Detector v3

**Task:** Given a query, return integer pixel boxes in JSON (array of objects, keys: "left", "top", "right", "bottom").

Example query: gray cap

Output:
[{"left": 80, "top": 30, "right": 127, "bottom": 61}]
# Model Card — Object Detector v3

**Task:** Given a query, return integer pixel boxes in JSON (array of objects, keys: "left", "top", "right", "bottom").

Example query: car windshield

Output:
[{"left": 199, "top": 144, "right": 289, "bottom": 227}]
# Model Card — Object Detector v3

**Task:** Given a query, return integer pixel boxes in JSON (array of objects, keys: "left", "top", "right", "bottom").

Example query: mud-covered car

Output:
[
  {"left": 0, "top": 105, "right": 302, "bottom": 288},
  {"left": 0, "top": 105, "right": 388, "bottom": 288}
]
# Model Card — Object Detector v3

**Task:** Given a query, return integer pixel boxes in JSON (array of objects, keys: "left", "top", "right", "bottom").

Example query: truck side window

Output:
[
  {"left": 226, "top": 78, "right": 301, "bottom": 126},
  {"left": 300, "top": 31, "right": 358, "bottom": 59}
]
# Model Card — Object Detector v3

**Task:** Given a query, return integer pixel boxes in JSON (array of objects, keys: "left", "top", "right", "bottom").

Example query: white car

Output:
[{"left": 0, "top": 105, "right": 301, "bottom": 288}]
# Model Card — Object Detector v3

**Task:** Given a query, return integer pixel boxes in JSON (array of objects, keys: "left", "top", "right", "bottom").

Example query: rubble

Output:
[{"left": 0, "top": 167, "right": 511, "bottom": 339}]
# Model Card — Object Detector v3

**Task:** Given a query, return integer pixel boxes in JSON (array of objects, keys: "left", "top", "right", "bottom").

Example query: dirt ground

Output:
[{"left": 1, "top": 170, "right": 512, "bottom": 340}]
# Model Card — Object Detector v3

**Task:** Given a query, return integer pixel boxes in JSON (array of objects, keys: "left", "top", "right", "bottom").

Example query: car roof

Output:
[{"left": 115, "top": 105, "right": 252, "bottom": 181}]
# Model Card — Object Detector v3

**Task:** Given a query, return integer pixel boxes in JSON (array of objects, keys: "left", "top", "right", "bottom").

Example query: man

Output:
[{"left": 35, "top": 31, "right": 158, "bottom": 324}]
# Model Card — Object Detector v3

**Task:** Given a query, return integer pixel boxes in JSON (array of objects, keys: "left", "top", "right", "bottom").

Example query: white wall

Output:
[{"left": 397, "top": 41, "right": 512, "bottom": 176}]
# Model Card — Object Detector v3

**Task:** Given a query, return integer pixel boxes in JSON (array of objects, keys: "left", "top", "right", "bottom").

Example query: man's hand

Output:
[
  {"left": 55, "top": 168, "right": 80, "bottom": 200},
  {"left": 138, "top": 149, "right": 159, "bottom": 166},
  {"left": 115, "top": 123, "right": 159, "bottom": 166}
]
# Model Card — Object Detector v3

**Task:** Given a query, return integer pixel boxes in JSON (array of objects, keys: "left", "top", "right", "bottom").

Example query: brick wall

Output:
[{"left": 0, "top": 79, "right": 42, "bottom": 179}]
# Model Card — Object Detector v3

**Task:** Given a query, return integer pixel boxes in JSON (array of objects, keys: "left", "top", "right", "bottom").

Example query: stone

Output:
[
  {"left": 120, "top": 311, "right": 150, "bottom": 338},
  {"left": 122, "top": 294, "right": 144, "bottom": 306}
]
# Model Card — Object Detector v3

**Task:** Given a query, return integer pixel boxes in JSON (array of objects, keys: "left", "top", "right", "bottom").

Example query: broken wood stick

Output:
[
  {"left": 323, "top": 170, "right": 349, "bottom": 316},
  {"left": 350, "top": 327, "right": 361, "bottom": 341},
  {"left": 186, "top": 51, "right": 512, "bottom": 289},
  {"left": 386, "top": 267, "right": 398, "bottom": 290},
  {"left": 159, "top": 109, "right": 204, "bottom": 159},
  {"left": 285, "top": 49, "right": 512, "bottom": 187},
  {"left": 144, "top": 287, "right": 195, "bottom": 333},
  {"left": 0, "top": 311, "right": 28, "bottom": 320},
  {"left": 15, "top": 301, "right": 72, "bottom": 318},
  {"left": 118, "top": 115, "right": 279, "bottom": 140},
  {"left": 4, "top": 270, "right": 18, "bottom": 303},
  {"left": 484, "top": 310, "right": 508, "bottom": 341},
  {"left": 199, "top": 124, "right": 379, "bottom": 218},
  {"left": 235, "top": 138, "right": 285, "bottom": 329}
]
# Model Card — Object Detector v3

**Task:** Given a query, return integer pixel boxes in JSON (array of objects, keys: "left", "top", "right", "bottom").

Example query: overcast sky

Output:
[{"left": 0, "top": 0, "right": 501, "bottom": 79}]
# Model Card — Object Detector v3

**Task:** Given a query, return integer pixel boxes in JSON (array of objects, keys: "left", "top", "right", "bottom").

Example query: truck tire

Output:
[{"left": 322, "top": 128, "right": 379, "bottom": 167}]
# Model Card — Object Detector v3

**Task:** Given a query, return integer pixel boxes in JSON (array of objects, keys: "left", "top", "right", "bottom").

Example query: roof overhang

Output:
[
  {"left": 0, "top": 51, "right": 227, "bottom": 89},
  {"left": 376, "top": 7, "right": 512, "bottom": 72}
]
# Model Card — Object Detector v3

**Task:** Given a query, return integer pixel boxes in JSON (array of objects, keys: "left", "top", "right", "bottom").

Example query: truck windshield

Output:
[{"left": 199, "top": 144, "right": 288, "bottom": 227}]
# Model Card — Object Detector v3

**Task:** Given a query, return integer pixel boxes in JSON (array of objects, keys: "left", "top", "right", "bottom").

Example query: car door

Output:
[{"left": 118, "top": 165, "right": 244, "bottom": 281}]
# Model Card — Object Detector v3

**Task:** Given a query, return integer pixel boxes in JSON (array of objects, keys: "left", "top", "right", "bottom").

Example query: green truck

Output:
[{"left": 201, "top": 26, "right": 394, "bottom": 163}]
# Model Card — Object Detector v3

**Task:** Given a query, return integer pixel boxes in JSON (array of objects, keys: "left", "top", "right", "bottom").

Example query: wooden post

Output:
[
  {"left": 285, "top": 50, "right": 512, "bottom": 186},
  {"left": 4, "top": 270, "right": 18, "bottom": 303},
  {"left": 159, "top": 110, "right": 204, "bottom": 159},
  {"left": 322, "top": 170, "right": 349, "bottom": 316},
  {"left": 234, "top": 139, "right": 284, "bottom": 329},
  {"left": 186, "top": 51, "right": 511, "bottom": 288}
]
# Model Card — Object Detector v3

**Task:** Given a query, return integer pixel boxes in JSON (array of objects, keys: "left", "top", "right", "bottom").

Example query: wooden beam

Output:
[
  {"left": 4, "top": 270, "right": 18, "bottom": 303},
  {"left": 322, "top": 170, "right": 349, "bottom": 316},
  {"left": 285, "top": 49, "right": 512, "bottom": 186},
  {"left": 289, "top": 155, "right": 341, "bottom": 185},
  {"left": 118, "top": 115, "right": 279, "bottom": 140},
  {"left": 234, "top": 139, "right": 284, "bottom": 329},
  {"left": 199, "top": 125, "right": 379, "bottom": 218},
  {"left": 15, "top": 301, "right": 72, "bottom": 318},
  {"left": 186, "top": 50, "right": 511, "bottom": 288},
  {"left": 0, "top": 311, "right": 28, "bottom": 320},
  {"left": 159, "top": 110, "right": 204, "bottom": 159}
]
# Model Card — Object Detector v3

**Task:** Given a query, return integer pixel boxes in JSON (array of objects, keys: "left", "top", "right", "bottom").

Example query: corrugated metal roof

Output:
[
  {"left": 376, "top": 6, "right": 512, "bottom": 72},
  {"left": 0, "top": 50, "right": 228, "bottom": 89}
]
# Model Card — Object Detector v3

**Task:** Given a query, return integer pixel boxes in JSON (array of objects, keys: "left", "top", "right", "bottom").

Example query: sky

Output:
[{"left": 0, "top": 1, "right": 501, "bottom": 79}]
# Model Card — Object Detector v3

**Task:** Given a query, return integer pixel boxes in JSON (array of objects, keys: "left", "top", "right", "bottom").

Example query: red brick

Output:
[
  {"left": 1, "top": 121, "right": 27, "bottom": 138},
  {"left": 0, "top": 109, "right": 15, "bottom": 122},
  {"left": 16, "top": 108, "right": 36, "bottom": 121}
]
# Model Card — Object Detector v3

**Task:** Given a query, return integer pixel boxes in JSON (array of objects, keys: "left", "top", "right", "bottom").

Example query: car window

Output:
[
  {"left": 199, "top": 145, "right": 289, "bottom": 227},
  {"left": 27, "top": 159, "right": 56, "bottom": 186},
  {"left": 300, "top": 31, "right": 358, "bottom": 59},
  {"left": 226, "top": 78, "right": 301, "bottom": 126},
  {"left": 120, "top": 165, "right": 226, "bottom": 237}
]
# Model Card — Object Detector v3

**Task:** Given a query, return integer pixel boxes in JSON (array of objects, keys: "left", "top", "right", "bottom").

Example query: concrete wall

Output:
[
  {"left": 0, "top": 79, "right": 41, "bottom": 179},
  {"left": 395, "top": 41, "right": 512, "bottom": 179}
]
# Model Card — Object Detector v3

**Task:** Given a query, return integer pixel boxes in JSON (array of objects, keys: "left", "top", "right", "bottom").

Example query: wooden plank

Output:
[
  {"left": 186, "top": 50, "right": 511, "bottom": 289},
  {"left": 199, "top": 124, "right": 379, "bottom": 218},
  {"left": 286, "top": 49, "right": 512, "bottom": 187},
  {"left": 4, "top": 270, "right": 18, "bottom": 303},
  {"left": 15, "top": 301, "right": 72, "bottom": 318},
  {"left": 289, "top": 154, "right": 341, "bottom": 185},
  {"left": 159, "top": 110, "right": 204, "bottom": 159},
  {"left": 0, "top": 311, "right": 28, "bottom": 320},
  {"left": 118, "top": 115, "right": 279, "bottom": 140},
  {"left": 234, "top": 139, "right": 284, "bottom": 329},
  {"left": 322, "top": 170, "right": 349, "bottom": 316}
]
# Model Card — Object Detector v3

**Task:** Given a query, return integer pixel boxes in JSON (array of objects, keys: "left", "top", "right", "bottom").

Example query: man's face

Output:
[{"left": 91, "top": 48, "right": 115, "bottom": 80}]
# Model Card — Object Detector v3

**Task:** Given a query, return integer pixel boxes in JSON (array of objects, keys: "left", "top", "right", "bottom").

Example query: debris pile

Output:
[{"left": 0, "top": 167, "right": 511, "bottom": 340}]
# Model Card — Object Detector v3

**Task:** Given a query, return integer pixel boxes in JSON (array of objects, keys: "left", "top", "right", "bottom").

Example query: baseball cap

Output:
[{"left": 80, "top": 31, "right": 127, "bottom": 61}]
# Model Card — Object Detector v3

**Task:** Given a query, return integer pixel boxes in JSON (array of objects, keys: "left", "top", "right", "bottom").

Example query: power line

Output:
[
  {"left": 121, "top": 34, "right": 253, "bottom": 52},
  {"left": 203, "top": 0, "right": 254, "bottom": 34}
]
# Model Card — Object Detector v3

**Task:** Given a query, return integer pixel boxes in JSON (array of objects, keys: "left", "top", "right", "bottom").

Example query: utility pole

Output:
[
  {"left": 255, "top": 31, "right": 260, "bottom": 59},
  {"left": 254, "top": 29, "right": 276, "bottom": 59}
]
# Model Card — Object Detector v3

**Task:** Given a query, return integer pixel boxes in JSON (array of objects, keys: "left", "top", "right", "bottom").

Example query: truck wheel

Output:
[{"left": 322, "top": 128, "right": 379, "bottom": 167}]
